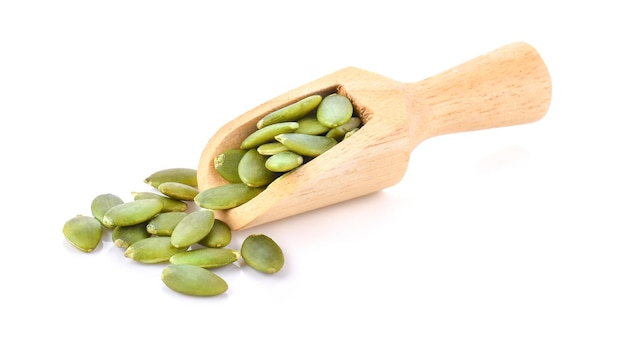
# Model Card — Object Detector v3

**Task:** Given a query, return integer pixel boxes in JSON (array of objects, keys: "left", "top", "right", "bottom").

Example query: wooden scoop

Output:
[{"left": 198, "top": 42, "right": 552, "bottom": 231}]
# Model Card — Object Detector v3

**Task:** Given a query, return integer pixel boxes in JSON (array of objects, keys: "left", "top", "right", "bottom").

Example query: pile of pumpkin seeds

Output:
[{"left": 63, "top": 167, "right": 284, "bottom": 297}]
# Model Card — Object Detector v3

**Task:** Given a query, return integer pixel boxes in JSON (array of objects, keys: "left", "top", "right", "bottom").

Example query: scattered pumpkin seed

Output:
[
  {"left": 112, "top": 222, "right": 151, "bottom": 248},
  {"left": 124, "top": 236, "right": 187, "bottom": 263},
  {"left": 170, "top": 247, "right": 240, "bottom": 268},
  {"left": 240, "top": 234, "right": 284, "bottom": 274},
  {"left": 146, "top": 212, "right": 188, "bottom": 236},
  {"left": 170, "top": 210, "right": 215, "bottom": 248},
  {"left": 157, "top": 181, "right": 199, "bottom": 201},
  {"left": 161, "top": 264, "right": 228, "bottom": 296},
  {"left": 90, "top": 193, "right": 124, "bottom": 229},
  {"left": 197, "top": 219, "right": 232, "bottom": 248},
  {"left": 144, "top": 168, "right": 198, "bottom": 188},
  {"left": 131, "top": 191, "right": 188, "bottom": 212},
  {"left": 63, "top": 215, "right": 103, "bottom": 253},
  {"left": 102, "top": 198, "right": 163, "bottom": 228}
]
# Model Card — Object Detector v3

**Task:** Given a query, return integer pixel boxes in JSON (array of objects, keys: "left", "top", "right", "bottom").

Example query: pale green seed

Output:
[
  {"left": 63, "top": 215, "right": 103, "bottom": 253},
  {"left": 256, "top": 142, "right": 289, "bottom": 155},
  {"left": 144, "top": 168, "right": 198, "bottom": 188},
  {"left": 102, "top": 198, "right": 163, "bottom": 228},
  {"left": 112, "top": 222, "right": 151, "bottom": 248},
  {"left": 146, "top": 212, "right": 188, "bottom": 236},
  {"left": 132, "top": 191, "right": 188, "bottom": 212},
  {"left": 241, "top": 234, "right": 284, "bottom": 274},
  {"left": 194, "top": 183, "right": 264, "bottom": 210},
  {"left": 295, "top": 114, "right": 331, "bottom": 135},
  {"left": 256, "top": 94, "right": 322, "bottom": 129},
  {"left": 240, "top": 122, "right": 299, "bottom": 150},
  {"left": 124, "top": 236, "right": 187, "bottom": 263},
  {"left": 170, "top": 248, "right": 240, "bottom": 268},
  {"left": 326, "top": 116, "right": 362, "bottom": 140},
  {"left": 265, "top": 151, "right": 303, "bottom": 172},
  {"left": 161, "top": 264, "right": 228, "bottom": 296},
  {"left": 238, "top": 149, "right": 278, "bottom": 187},
  {"left": 214, "top": 148, "right": 246, "bottom": 183},
  {"left": 275, "top": 133, "right": 337, "bottom": 157},
  {"left": 90, "top": 193, "right": 124, "bottom": 228},
  {"left": 344, "top": 127, "right": 359, "bottom": 139},
  {"left": 170, "top": 210, "right": 215, "bottom": 248},
  {"left": 197, "top": 219, "right": 232, "bottom": 248},
  {"left": 317, "top": 93, "right": 353, "bottom": 128},
  {"left": 157, "top": 182, "right": 199, "bottom": 201}
]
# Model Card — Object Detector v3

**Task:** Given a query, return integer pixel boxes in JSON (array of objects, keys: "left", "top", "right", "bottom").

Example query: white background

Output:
[{"left": 1, "top": 1, "right": 624, "bottom": 342}]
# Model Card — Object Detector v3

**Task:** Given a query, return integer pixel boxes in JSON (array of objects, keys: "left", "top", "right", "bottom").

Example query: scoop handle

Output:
[{"left": 404, "top": 42, "right": 552, "bottom": 150}]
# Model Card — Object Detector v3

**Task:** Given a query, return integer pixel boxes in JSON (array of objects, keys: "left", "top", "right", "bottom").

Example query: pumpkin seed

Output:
[
  {"left": 256, "top": 94, "right": 322, "bottom": 129},
  {"left": 326, "top": 116, "right": 361, "bottom": 140},
  {"left": 146, "top": 212, "right": 188, "bottom": 236},
  {"left": 197, "top": 219, "right": 232, "bottom": 248},
  {"left": 170, "top": 210, "right": 215, "bottom": 248},
  {"left": 90, "top": 193, "right": 124, "bottom": 228},
  {"left": 238, "top": 149, "right": 278, "bottom": 187},
  {"left": 214, "top": 148, "right": 246, "bottom": 183},
  {"left": 240, "top": 234, "right": 284, "bottom": 274},
  {"left": 161, "top": 264, "right": 228, "bottom": 296},
  {"left": 144, "top": 168, "right": 198, "bottom": 188},
  {"left": 316, "top": 93, "right": 353, "bottom": 128},
  {"left": 169, "top": 247, "right": 239, "bottom": 268},
  {"left": 112, "top": 222, "right": 151, "bottom": 248},
  {"left": 194, "top": 183, "right": 264, "bottom": 210},
  {"left": 265, "top": 151, "right": 303, "bottom": 172},
  {"left": 131, "top": 191, "right": 188, "bottom": 212},
  {"left": 157, "top": 181, "right": 199, "bottom": 201},
  {"left": 274, "top": 133, "right": 337, "bottom": 157},
  {"left": 102, "top": 198, "right": 163, "bottom": 228},
  {"left": 295, "top": 114, "right": 331, "bottom": 135},
  {"left": 240, "top": 122, "right": 299, "bottom": 150},
  {"left": 124, "top": 236, "right": 187, "bottom": 263},
  {"left": 257, "top": 142, "right": 289, "bottom": 156},
  {"left": 63, "top": 215, "right": 103, "bottom": 253}
]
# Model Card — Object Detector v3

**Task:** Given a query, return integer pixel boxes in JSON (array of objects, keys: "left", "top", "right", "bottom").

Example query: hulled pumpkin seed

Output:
[
  {"left": 316, "top": 93, "right": 353, "bottom": 128},
  {"left": 102, "top": 198, "right": 163, "bottom": 228},
  {"left": 170, "top": 210, "right": 215, "bottom": 248},
  {"left": 124, "top": 236, "right": 187, "bottom": 263},
  {"left": 240, "top": 234, "right": 284, "bottom": 274},
  {"left": 63, "top": 215, "right": 103, "bottom": 253},
  {"left": 157, "top": 182, "right": 199, "bottom": 201},
  {"left": 326, "top": 116, "right": 362, "bottom": 140},
  {"left": 169, "top": 248, "right": 240, "bottom": 268},
  {"left": 161, "top": 264, "right": 228, "bottom": 296},
  {"left": 265, "top": 151, "right": 303, "bottom": 172},
  {"left": 238, "top": 149, "right": 278, "bottom": 187},
  {"left": 214, "top": 148, "right": 246, "bottom": 183},
  {"left": 257, "top": 142, "right": 289, "bottom": 155},
  {"left": 197, "top": 219, "right": 232, "bottom": 248},
  {"left": 194, "top": 183, "right": 264, "bottom": 210},
  {"left": 112, "top": 222, "right": 151, "bottom": 248},
  {"left": 295, "top": 114, "right": 331, "bottom": 135},
  {"left": 240, "top": 122, "right": 299, "bottom": 150},
  {"left": 146, "top": 212, "right": 188, "bottom": 236},
  {"left": 256, "top": 94, "right": 322, "bottom": 129},
  {"left": 131, "top": 191, "right": 188, "bottom": 212},
  {"left": 90, "top": 193, "right": 124, "bottom": 228},
  {"left": 144, "top": 168, "right": 198, "bottom": 188},
  {"left": 275, "top": 133, "right": 337, "bottom": 157}
]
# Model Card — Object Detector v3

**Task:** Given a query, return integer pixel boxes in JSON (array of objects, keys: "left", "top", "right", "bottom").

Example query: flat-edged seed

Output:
[
  {"left": 256, "top": 94, "right": 322, "bottom": 129},
  {"left": 275, "top": 133, "right": 337, "bottom": 157},
  {"left": 214, "top": 148, "right": 246, "bottom": 183},
  {"left": 124, "top": 236, "right": 187, "bottom": 263},
  {"left": 90, "top": 193, "right": 124, "bottom": 228},
  {"left": 257, "top": 142, "right": 289, "bottom": 156},
  {"left": 194, "top": 183, "right": 264, "bottom": 210},
  {"left": 132, "top": 191, "right": 188, "bottom": 212},
  {"left": 102, "top": 198, "right": 163, "bottom": 228},
  {"left": 326, "top": 116, "right": 362, "bottom": 140},
  {"left": 197, "top": 219, "right": 232, "bottom": 248},
  {"left": 161, "top": 264, "right": 228, "bottom": 296},
  {"left": 112, "top": 222, "right": 151, "bottom": 248},
  {"left": 144, "top": 168, "right": 198, "bottom": 188},
  {"left": 240, "top": 122, "right": 299, "bottom": 150},
  {"left": 63, "top": 215, "right": 103, "bottom": 253},
  {"left": 265, "top": 151, "right": 304, "bottom": 172},
  {"left": 238, "top": 149, "right": 278, "bottom": 187},
  {"left": 170, "top": 248, "right": 240, "bottom": 268},
  {"left": 241, "top": 234, "right": 284, "bottom": 273},
  {"left": 170, "top": 210, "right": 215, "bottom": 248},
  {"left": 147, "top": 212, "right": 188, "bottom": 236},
  {"left": 317, "top": 93, "right": 353, "bottom": 128},
  {"left": 157, "top": 181, "right": 199, "bottom": 201},
  {"left": 296, "top": 114, "right": 331, "bottom": 135}
]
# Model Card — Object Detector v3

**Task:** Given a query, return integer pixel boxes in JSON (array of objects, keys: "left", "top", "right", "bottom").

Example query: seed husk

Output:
[
  {"left": 161, "top": 264, "right": 228, "bottom": 296},
  {"left": 147, "top": 212, "right": 188, "bottom": 236},
  {"left": 316, "top": 93, "right": 353, "bottom": 128},
  {"left": 194, "top": 183, "right": 264, "bottom": 210},
  {"left": 265, "top": 151, "right": 304, "bottom": 172},
  {"left": 214, "top": 148, "right": 246, "bottom": 183},
  {"left": 112, "top": 222, "right": 151, "bottom": 248},
  {"left": 144, "top": 168, "right": 198, "bottom": 188},
  {"left": 256, "top": 94, "right": 322, "bottom": 129},
  {"left": 240, "top": 234, "right": 284, "bottom": 274},
  {"left": 238, "top": 149, "right": 279, "bottom": 187},
  {"left": 124, "top": 236, "right": 187, "bottom": 263},
  {"left": 170, "top": 210, "right": 215, "bottom": 248},
  {"left": 131, "top": 191, "right": 188, "bottom": 212},
  {"left": 157, "top": 182, "right": 199, "bottom": 201},
  {"left": 169, "top": 247, "right": 240, "bottom": 268},
  {"left": 103, "top": 198, "right": 163, "bottom": 228},
  {"left": 240, "top": 122, "right": 299, "bottom": 150},
  {"left": 90, "top": 193, "right": 124, "bottom": 228},
  {"left": 197, "top": 219, "right": 232, "bottom": 248},
  {"left": 275, "top": 133, "right": 337, "bottom": 157},
  {"left": 63, "top": 215, "right": 103, "bottom": 253}
]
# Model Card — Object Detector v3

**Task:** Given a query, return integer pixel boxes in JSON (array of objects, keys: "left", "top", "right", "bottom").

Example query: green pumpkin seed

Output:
[
  {"left": 170, "top": 210, "right": 215, "bottom": 248},
  {"left": 326, "top": 117, "right": 361, "bottom": 140},
  {"left": 63, "top": 215, "right": 103, "bottom": 253},
  {"left": 131, "top": 191, "right": 188, "bottom": 212},
  {"left": 274, "top": 133, "right": 337, "bottom": 157},
  {"left": 194, "top": 183, "right": 264, "bottom": 210},
  {"left": 161, "top": 264, "right": 228, "bottom": 296},
  {"left": 241, "top": 234, "right": 284, "bottom": 274},
  {"left": 344, "top": 127, "right": 359, "bottom": 139},
  {"left": 256, "top": 94, "right": 322, "bottom": 129},
  {"left": 256, "top": 142, "right": 289, "bottom": 156},
  {"left": 102, "top": 198, "right": 163, "bottom": 228},
  {"left": 144, "top": 168, "right": 198, "bottom": 188},
  {"left": 265, "top": 151, "right": 303, "bottom": 172},
  {"left": 240, "top": 122, "right": 299, "bottom": 150},
  {"left": 170, "top": 247, "right": 240, "bottom": 268},
  {"left": 112, "top": 222, "right": 151, "bottom": 248},
  {"left": 238, "top": 149, "right": 278, "bottom": 187},
  {"left": 317, "top": 93, "right": 353, "bottom": 128},
  {"left": 90, "top": 193, "right": 124, "bottom": 228},
  {"left": 146, "top": 212, "right": 188, "bottom": 236},
  {"left": 214, "top": 148, "right": 246, "bottom": 183},
  {"left": 157, "top": 182, "right": 199, "bottom": 201},
  {"left": 124, "top": 236, "right": 187, "bottom": 263},
  {"left": 197, "top": 219, "right": 232, "bottom": 248},
  {"left": 295, "top": 114, "right": 331, "bottom": 135}
]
